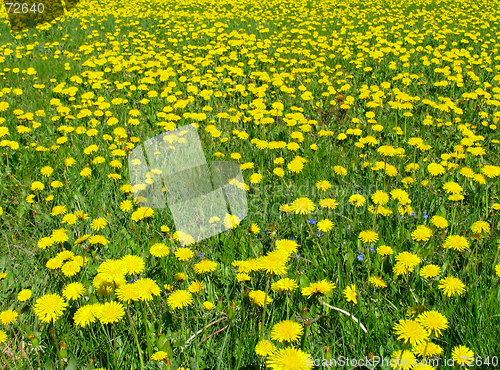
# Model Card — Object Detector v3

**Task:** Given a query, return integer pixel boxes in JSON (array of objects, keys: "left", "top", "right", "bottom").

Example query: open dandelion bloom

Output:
[
  {"left": 416, "top": 310, "right": 449, "bottom": 337},
  {"left": 255, "top": 340, "right": 275, "bottom": 357},
  {"left": 150, "top": 243, "right": 170, "bottom": 257},
  {"left": 369, "top": 276, "right": 387, "bottom": 288},
  {"left": 203, "top": 301, "right": 214, "bottom": 310},
  {"left": 248, "top": 290, "right": 272, "bottom": 307},
  {"left": 267, "top": 347, "right": 313, "bottom": 370},
  {"left": 427, "top": 163, "right": 445, "bottom": 176},
  {"left": 134, "top": 278, "right": 161, "bottom": 301},
  {"left": 393, "top": 262, "right": 409, "bottom": 276},
  {"left": 194, "top": 259, "right": 217, "bottom": 274},
  {"left": 412, "top": 341, "right": 443, "bottom": 357},
  {"left": 223, "top": 213, "right": 241, "bottom": 229},
  {"left": 315, "top": 180, "right": 331, "bottom": 191},
  {"left": 411, "top": 225, "right": 433, "bottom": 242},
  {"left": 317, "top": 219, "right": 334, "bottom": 232},
  {"left": 62, "top": 282, "right": 86, "bottom": 301},
  {"left": 319, "top": 198, "right": 339, "bottom": 209},
  {"left": 172, "top": 231, "right": 195, "bottom": 246},
  {"left": 116, "top": 283, "right": 141, "bottom": 303},
  {"left": 377, "top": 145, "right": 396, "bottom": 156},
  {"left": 442, "top": 182, "right": 463, "bottom": 194},
  {"left": 0, "top": 330, "right": 8, "bottom": 344},
  {"left": 271, "top": 320, "right": 303, "bottom": 342},
  {"left": 289, "top": 197, "right": 316, "bottom": 215},
  {"left": 395, "top": 252, "right": 421, "bottom": 271},
  {"left": 470, "top": 220, "right": 490, "bottom": 234},
  {"left": 17, "top": 289, "right": 32, "bottom": 302},
  {"left": 389, "top": 350, "right": 415, "bottom": 370},
  {"left": 73, "top": 304, "right": 99, "bottom": 327},
  {"left": 371, "top": 190, "right": 389, "bottom": 205},
  {"left": 358, "top": 230, "right": 379, "bottom": 244},
  {"left": 175, "top": 247, "right": 194, "bottom": 261},
  {"left": 375, "top": 245, "right": 393, "bottom": 256},
  {"left": 438, "top": 276, "right": 466, "bottom": 297},
  {"left": 34, "top": 294, "right": 68, "bottom": 323},
  {"left": 349, "top": 194, "right": 366, "bottom": 207},
  {"left": 393, "top": 319, "right": 430, "bottom": 346},
  {"left": 333, "top": 165, "right": 347, "bottom": 175},
  {"left": 97, "top": 301, "right": 125, "bottom": 324},
  {"left": 121, "top": 255, "right": 145, "bottom": 275},
  {"left": 256, "top": 250, "right": 289, "bottom": 275},
  {"left": 97, "top": 259, "right": 127, "bottom": 283},
  {"left": 0, "top": 309, "right": 18, "bottom": 325},
  {"left": 167, "top": 290, "right": 193, "bottom": 310},
  {"left": 271, "top": 278, "right": 298, "bottom": 292},
  {"left": 443, "top": 235, "right": 469, "bottom": 251},
  {"left": 430, "top": 215, "right": 448, "bottom": 229},
  {"left": 275, "top": 239, "right": 298, "bottom": 254},
  {"left": 451, "top": 345, "right": 474, "bottom": 366},
  {"left": 301, "top": 280, "right": 336, "bottom": 298},
  {"left": 151, "top": 351, "right": 169, "bottom": 361},
  {"left": 420, "top": 264, "right": 441, "bottom": 278},
  {"left": 343, "top": 284, "right": 357, "bottom": 304}
]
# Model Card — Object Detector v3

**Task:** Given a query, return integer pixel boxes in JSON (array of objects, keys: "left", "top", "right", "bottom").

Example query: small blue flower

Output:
[
  {"left": 423, "top": 214, "right": 428, "bottom": 219},
  {"left": 295, "top": 254, "right": 300, "bottom": 258},
  {"left": 199, "top": 252, "right": 205, "bottom": 260},
  {"left": 357, "top": 254, "right": 364, "bottom": 261},
  {"left": 307, "top": 219, "right": 317, "bottom": 225},
  {"left": 317, "top": 233, "right": 322, "bottom": 237},
  {"left": 129, "top": 278, "right": 139, "bottom": 284},
  {"left": 290, "top": 237, "right": 294, "bottom": 241},
  {"left": 370, "top": 246, "right": 375, "bottom": 252},
  {"left": 410, "top": 212, "right": 416, "bottom": 216},
  {"left": 398, "top": 215, "right": 402, "bottom": 220},
  {"left": 347, "top": 226, "right": 353, "bottom": 230}
]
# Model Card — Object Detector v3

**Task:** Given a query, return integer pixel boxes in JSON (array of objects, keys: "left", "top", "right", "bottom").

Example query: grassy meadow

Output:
[{"left": 1, "top": 0, "right": 500, "bottom": 368}]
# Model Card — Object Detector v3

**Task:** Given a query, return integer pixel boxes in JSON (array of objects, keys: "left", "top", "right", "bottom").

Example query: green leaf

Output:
[
  {"left": 65, "top": 353, "right": 77, "bottom": 370},
  {"left": 148, "top": 235, "right": 160, "bottom": 247},
  {"left": 162, "top": 310, "right": 173, "bottom": 329},
  {"left": 16, "top": 201, "right": 28, "bottom": 222},
  {"left": 44, "top": 357, "right": 55, "bottom": 370},
  {"left": 299, "top": 274, "right": 310, "bottom": 289},
  {"left": 438, "top": 205, "right": 447, "bottom": 218}
]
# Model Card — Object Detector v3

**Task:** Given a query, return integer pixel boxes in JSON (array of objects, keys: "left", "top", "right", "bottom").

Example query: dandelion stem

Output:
[
  {"left": 300, "top": 324, "right": 310, "bottom": 351},
  {"left": 259, "top": 275, "right": 271, "bottom": 340},
  {"left": 126, "top": 305, "right": 144, "bottom": 370},
  {"left": 112, "top": 324, "right": 118, "bottom": 370},
  {"left": 49, "top": 320, "right": 63, "bottom": 370},
  {"left": 140, "top": 302, "right": 153, "bottom": 359},
  {"left": 397, "top": 341, "right": 410, "bottom": 370},
  {"left": 181, "top": 309, "right": 186, "bottom": 343}
]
